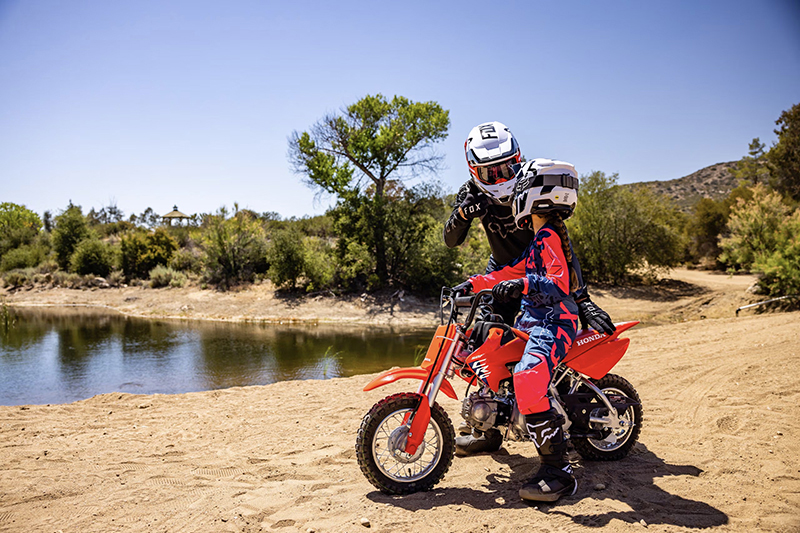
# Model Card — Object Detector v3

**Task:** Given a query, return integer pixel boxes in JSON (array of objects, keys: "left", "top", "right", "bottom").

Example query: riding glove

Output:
[
  {"left": 492, "top": 279, "right": 525, "bottom": 303},
  {"left": 459, "top": 192, "right": 488, "bottom": 220},
  {"left": 577, "top": 299, "right": 616, "bottom": 335},
  {"left": 453, "top": 280, "right": 473, "bottom": 294}
]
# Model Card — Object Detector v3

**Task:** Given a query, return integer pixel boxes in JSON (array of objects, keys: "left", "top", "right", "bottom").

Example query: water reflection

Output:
[{"left": 0, "top": 307, "right": 433, "bottom": 406}]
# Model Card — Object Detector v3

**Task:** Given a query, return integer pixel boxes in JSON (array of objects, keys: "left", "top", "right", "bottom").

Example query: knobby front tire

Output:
[{"left": 356, "top": 392, "right": 455, "bottom": 495}]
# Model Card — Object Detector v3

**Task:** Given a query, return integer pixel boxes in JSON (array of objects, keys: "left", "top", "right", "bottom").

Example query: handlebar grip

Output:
[{"left": 454, "top": 296, "right": 473, "bottom": 308}]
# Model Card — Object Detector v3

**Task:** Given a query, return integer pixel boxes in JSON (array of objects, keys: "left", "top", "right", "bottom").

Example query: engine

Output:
[{"left": 461, "top": 389, "right": 512, "bottom": 433}]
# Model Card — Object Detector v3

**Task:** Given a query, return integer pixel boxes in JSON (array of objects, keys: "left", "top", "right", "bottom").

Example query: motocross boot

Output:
[
  {"left": 454, "top": 428, "right": 503, "bottom": 456},
  {"left": 519, "top": 409, "right": 577, "bottom": 503}
]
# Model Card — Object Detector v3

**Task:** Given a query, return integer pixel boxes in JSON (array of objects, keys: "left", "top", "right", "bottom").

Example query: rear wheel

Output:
[
  {"left": 356, "top": 393, "right": 455, "bottom": 494},
  {"left": 572, "top": 374, "right": 643, "bottom": 461}
]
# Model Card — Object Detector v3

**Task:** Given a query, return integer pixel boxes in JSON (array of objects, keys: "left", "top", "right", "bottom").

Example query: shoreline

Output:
[
  {"left": 6, "top": 301, "right": 433, "bottom": 328},
  {"left": 2, "top": 268, "right": 765, "bottom": 329},
  {"left": 1, "top": 282, "right": 441, "bottom": 328}
]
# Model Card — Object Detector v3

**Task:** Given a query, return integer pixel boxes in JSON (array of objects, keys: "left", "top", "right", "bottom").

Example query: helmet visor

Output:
[{"left": 475, "top": 160, "right": 517, "bottom": 185}]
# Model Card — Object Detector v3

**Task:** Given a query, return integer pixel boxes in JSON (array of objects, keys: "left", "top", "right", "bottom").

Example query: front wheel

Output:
[
  {"left": 356, "top": 392, "right": 455, "bottom": 494},
  {"left": 572, "top": 373, "right": 643, "bottom": 461}
]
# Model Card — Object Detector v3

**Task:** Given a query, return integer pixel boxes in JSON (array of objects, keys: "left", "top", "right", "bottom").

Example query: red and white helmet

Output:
[
  {"left": 464, "top": 121, "right": 522, "bottom": 204},
  {"left": 512, "top": 158, "right": 579, "bottom": 228}
]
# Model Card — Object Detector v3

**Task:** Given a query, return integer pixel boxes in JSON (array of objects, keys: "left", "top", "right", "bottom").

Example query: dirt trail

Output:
[
  {"left": 1, "top": 269, "right": 798, "bottom": 532},
  {"left": 591, "top": 269, "right": 760, "bottom": 326}
]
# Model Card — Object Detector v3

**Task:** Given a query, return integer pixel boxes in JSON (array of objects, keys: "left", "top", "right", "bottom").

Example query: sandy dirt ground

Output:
[{"left": 1, "top": 270, "right": 799, "bottom": 533}]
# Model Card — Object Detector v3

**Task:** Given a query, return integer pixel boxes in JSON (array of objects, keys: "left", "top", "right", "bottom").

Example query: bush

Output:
[
  {"left": 2, "top": 269, "right": 33, "bottom": 289},
  {"left": 752, "top": 210, "right": 800, "bottom": 296},
  {"left": 69, "top": 239, "right": 114, "bottom": 277},
  {"left": 303, "top": 237, "right": 335, "bottom": 292},
  {"left": 36, "top": 259, "right": 58, "bottom": 274},
  {"left": 568, "top": 171, "right": 684, "bottom": 284},
  {"left": 120, "top": 228, "right": 178, "bottom": 279},
  {"left": 120, "top": 232, "right": 148, "bottom": 278},
  {"left": 267, "top": 228, "right": 305, "bottom": 289},
  {"left": 52, "top": 204, "right": 90, "bottom": 270},
  {"left": 0, "top": 244, "right": 47, "bottom": 272},
  {"left": 335, "top": 240, "right": 376, "bottom": 290},
  {"left": 0, "top": 202, "right": 42, "bottom": 257},
  {"left": 52, "top": 271, "right": 84, "bottom": 289},
  {"left": 149, "top": 265, "right": 187, "bottom": 288},
  {"left": 108, "top": 270, "right": 125, "bottom": 287},
  {"left": 719, "top": 185, "right": 790, "bottom": 269},
  {"left": 169, "top": 248, "right": 201, "bottom": 273},
  {"left": 718, "top": 184, "right": 799, "bottom": 296},
  {"left": 201, "top": 207, "right": 268, "bottom": 288},
  {"left": 685, "top": 198, "right": 727, "bottom": 262}
]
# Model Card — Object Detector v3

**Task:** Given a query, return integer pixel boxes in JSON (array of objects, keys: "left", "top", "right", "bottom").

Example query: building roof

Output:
[{"left": 162, "top": 205, "right": 189, "bottom": 218}]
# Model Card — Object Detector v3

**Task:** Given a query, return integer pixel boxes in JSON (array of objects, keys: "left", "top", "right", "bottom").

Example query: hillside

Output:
[{"left": 634, "top": 161, "right": 739, "bottom": 212}]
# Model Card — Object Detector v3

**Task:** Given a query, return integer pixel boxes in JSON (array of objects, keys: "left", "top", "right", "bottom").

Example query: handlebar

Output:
[
  {"left": 454, "top": 295, "right": 474, "bottom": 308},
  {"left": 445, "top": 288, "right": 494, "bottom": 328}
]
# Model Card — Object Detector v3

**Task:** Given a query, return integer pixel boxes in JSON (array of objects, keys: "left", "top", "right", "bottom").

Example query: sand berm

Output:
[{"left": 1, "top": 269, "right": 798, "bottom": 532}]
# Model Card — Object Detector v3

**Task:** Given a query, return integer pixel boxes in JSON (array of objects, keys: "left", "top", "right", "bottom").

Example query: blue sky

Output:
[{"left": 1, "top": 0, "right": 798, "bottom": 219}]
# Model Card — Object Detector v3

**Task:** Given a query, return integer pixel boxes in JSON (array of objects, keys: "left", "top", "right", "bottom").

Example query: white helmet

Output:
[
  {"left": 464, "top": 121, "right": 522, "bottom": 204},
  {"left": 512, "top": 158, "right": 579, "bottom": 229}
]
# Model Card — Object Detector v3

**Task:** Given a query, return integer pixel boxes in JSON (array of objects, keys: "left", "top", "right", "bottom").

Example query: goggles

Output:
[{"left": 474, "top": 160, "right": 517, "bottom": 185}]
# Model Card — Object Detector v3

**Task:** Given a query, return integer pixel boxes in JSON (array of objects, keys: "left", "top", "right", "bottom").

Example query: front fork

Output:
[{"left": 404, "top": 332, "right": 465, "bottom": 455}]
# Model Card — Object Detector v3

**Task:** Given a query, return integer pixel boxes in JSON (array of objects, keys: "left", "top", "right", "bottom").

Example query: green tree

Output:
[
  {"left": 267, "top": 228, "right": 305, "bottom": 289},
  {"left": 0, "top": 202, "right": 42, "bottom": 257},
  {"left": 288, "top": 94, "right": 450, "bottom": 286},
  {"left": 70, "top": 239, "right": 114, "bottom": 277},
  {"left": 568, "top": 171, "right": 684, "bottom": 284},
  {"left": 52, "top": 204, "right": 90, "bottom": 270},
  {"left": 733, "top": 137, "right": 770, "bottom": 185},
  {"left": 719, "top": 184, "right": 791, "bottom": 269},
  {"left": 683, "top": 184, "right": 755, "bottom": 266},
  {"left": 686, "top": 198, "right": 728, "bottom": 262},
  {"left": 767, "top": 102, "right": 800, "bottom": 201},
  {"left": 752, "top": 209, "right": 800, "bottom": 297},
  {"left": 120, "top": 228, "right": 178, "bottom": 279},
  {"left": 302, "top": 237, "right": 336, "bottom": 292},
  {"left": 201, "top": 206, "right": 268, "bottom": 287}
]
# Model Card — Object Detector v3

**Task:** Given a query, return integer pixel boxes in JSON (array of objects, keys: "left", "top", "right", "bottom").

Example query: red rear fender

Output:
[
  {"left": 563, "top": 321, "right": 638, "bottom": 380},
  {"left": 363, "top": 367, "right": 459, "bottom": 400},
  {"left": 565, "top": 321, "right": 639, "bottom": 362}
]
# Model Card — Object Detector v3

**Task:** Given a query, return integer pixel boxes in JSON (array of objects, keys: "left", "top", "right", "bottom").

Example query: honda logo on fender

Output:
[{"left": 576, "top": 333, "right": 604, "bottom": 347}]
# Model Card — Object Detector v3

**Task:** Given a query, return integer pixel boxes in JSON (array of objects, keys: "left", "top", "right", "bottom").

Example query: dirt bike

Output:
[{"left": 355, "top": 288, "right": 643, "bottom": 495}]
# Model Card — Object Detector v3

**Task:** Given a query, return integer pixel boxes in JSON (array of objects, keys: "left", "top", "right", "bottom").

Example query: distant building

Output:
[{"left": 162, "top": 205, "right": 190, "bottom": 226}]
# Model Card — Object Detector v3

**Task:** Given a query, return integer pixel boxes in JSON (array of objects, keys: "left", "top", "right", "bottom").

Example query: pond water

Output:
[{"left": 0, "top": 307, "right": 434, "bottom": 406}]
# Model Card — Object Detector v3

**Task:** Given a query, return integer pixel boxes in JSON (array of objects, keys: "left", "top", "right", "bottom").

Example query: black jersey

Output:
[
  {"left": 443, "top": 180, "right": 589, "bottom": 302},
  {"left": 443, "top": 181, "right": 538, "bottom": 265}
]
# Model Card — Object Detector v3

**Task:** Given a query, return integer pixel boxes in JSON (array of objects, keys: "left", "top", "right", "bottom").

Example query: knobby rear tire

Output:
[
  {"left": 356, "top": 392, "right": 455, "bottom": 495},
  {"left": 572, "top": 373, "right": 643, "bottom": 461}
]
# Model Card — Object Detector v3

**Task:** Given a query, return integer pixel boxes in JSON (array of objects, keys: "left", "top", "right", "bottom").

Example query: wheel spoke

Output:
[{"left": 368, "top": 403, "right": 446, "bottom": 484}]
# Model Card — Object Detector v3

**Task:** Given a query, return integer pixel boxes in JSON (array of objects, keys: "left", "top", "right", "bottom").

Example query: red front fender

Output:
[{"left": 363, "top": 367, "right": 459, "bottom": 400}]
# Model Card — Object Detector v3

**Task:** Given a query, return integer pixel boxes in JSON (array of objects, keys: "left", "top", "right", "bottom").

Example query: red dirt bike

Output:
[{"left": 356, "top": 288, "right": 643, "bottom": 494}]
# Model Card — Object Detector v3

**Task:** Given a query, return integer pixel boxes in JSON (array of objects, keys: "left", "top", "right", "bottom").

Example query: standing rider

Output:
[
  {"left": 453, "top": 161, "right": 586, "bottom": 503},
  {"left": 444, "top": 121, "right": 613, "bottom": 333},
  {"left": 443, "top": 121, "right": 616, "bottom": 472}
]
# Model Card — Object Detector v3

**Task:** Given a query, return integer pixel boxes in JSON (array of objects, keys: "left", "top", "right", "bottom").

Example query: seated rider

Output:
[
  {"left": 453, "top": 165, "right": 586, "bottom": 503},
  {"left": 443, "top": 121, "right": 613, "bottom": 331}
]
